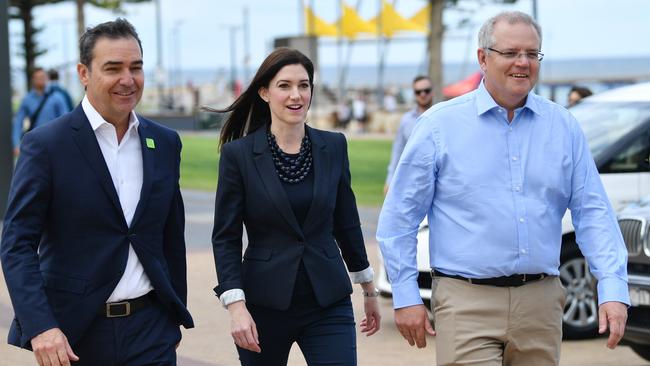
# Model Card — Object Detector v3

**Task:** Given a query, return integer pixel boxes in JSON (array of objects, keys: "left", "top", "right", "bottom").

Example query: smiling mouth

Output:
[
  {"left": 114, "top": 91, "right": 136, "bottom": 96},
  {"left": 287, "top": 105, "right": 302, "bottom": 110},
  {"left": 510, "top": 73, "right": 528, "bottom": 79}
]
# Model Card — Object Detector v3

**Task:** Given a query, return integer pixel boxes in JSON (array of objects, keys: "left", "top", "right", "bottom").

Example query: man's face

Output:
[
  {"left": 32, "top": 70, "right": 47, "bottom": 91},
  {"left": 77, "top": 37, "right": 144, "bottom": 125},
  {"left": 478, "top": 21, "right": 540, "bottom": 110},
  {"left": 413, "top": 79, "right": 433, "bottom": 109}
]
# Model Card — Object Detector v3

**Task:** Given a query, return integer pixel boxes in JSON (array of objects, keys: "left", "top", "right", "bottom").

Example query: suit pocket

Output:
[
  {"left": 243, "top": 247, "right": 273, "bottom": 261},
  {"left": 43, "top": 272, "right": 86, "bottom": 294}
]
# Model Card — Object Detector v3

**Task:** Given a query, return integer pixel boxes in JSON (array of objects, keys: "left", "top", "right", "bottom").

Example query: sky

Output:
[{"left": 8, "top": 0, "right": 650, "bottom": 76}]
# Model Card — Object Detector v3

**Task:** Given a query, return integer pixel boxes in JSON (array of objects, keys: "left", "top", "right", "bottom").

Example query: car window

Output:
[
  {"left": 571, "top": 102, "right": 650, "bottom": 159},
  {"left": 600, "top": 135, "right": 650, "bottom": 173}
]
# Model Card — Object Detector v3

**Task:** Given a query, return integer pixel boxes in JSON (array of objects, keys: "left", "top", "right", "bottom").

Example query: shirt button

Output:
[
  {"left": 521, "top": 249, "right": 527, "bottom": 254},
  {"left": 519, "top": 217, "right": 525, "bottom": 223},
  {"left": 512, "top": 156, "right": 518, "bottom": 161},
  {"left": 514, "top": 186, "right": 521, "bottom": 192},
  {"left": 508, "top": 127, "right": 513, "bottom": 132}
]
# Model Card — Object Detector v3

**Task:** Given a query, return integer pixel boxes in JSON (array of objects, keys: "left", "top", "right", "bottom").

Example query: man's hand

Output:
[
  {"left": 227, "top": 301, "right": 261, "bottom": 353},
  {"left": 394, "top": 304, "right": 435, "bottom": 348},
  {"left": 30, "top": 328, "right": 79, "bottom": 366},
  {"left": 598, "top": 301, "right": 628, "bottom": 349}
]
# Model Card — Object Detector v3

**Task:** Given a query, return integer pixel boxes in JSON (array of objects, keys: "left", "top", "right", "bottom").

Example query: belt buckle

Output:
[{"left": 106, "top": 301, "right": 131, "bottom": 317}]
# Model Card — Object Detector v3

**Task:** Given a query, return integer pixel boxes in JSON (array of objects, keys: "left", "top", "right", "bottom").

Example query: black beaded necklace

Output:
[{"left": 266, "top": 129, "right": 313, "bottom": 184}]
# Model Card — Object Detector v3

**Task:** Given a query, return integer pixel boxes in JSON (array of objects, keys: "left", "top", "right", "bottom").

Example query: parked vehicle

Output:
[
  {"left": 377, "top": 81, "right": 650, "bottom": 339},
  {"left": 617, "top": 197, "right": 650, "bottom": 362}
]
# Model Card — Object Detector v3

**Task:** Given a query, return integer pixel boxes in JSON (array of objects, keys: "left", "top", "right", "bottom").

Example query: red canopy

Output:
[{"left": 442, "top": 71, "right": 483, "bottom": 98}]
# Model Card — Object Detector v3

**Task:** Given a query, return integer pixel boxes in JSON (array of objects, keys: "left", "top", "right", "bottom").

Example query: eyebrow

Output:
[
  {"left": 102, "top": 60, "right": 144, "bottom": 67},
  {"left": 276, "top": 79, "right": 309, "bottom": 84}
]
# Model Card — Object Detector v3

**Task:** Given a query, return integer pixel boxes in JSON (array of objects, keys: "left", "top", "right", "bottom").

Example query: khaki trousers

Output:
[{"left": 431, "top": 276, "right": 566, "bottom": 366}]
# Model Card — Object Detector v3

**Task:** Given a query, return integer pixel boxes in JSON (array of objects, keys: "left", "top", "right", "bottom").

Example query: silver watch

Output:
[{"left": 362, "top": 288, "right": 380, "bottom": 297}]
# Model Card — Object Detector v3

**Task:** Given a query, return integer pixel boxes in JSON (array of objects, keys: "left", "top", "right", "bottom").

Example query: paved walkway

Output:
[{"left": 0, "top": 190, "right": 648, "bottom": 365}]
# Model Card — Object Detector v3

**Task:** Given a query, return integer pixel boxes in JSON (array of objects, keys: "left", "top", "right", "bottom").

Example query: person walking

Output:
[
  {"left": 377, "top": 11, "right": 628, "bottom": 366},
  {"left": 11, "top": 67, "right": 69, "bottom": 156},
  {"left": 210, "top": 47, "right": 381, "bottom": 366},
  {"left": 1, "top": 18, "right": 193, "bottom": 366}
]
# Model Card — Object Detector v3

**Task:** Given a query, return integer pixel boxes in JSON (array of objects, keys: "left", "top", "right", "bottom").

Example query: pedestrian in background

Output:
[
  {"left": 210, "top": 47, "right": 381, "bottom": 366},
  {"left": 11, "top": 67, "right": 69, "bottom": 156},
  {"left": 567, "top": 85, "right": 593, "bottom": 107},
  {"left": 384, "top": 75, "right": 433, "bottom": 194},
  {"left": 47, "top": 68, "right": 75, "bottom": 111},
  {"left": 377, "top": 11, "right": 628, "bottom": 366}
]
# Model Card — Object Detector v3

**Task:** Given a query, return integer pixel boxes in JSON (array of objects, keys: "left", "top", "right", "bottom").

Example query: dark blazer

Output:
[
  {"left": 212, "top": 125, "right": 370, "bottom": 310},
  {"left": 1, "top": 106, "right": 194, "bottom": 349}
]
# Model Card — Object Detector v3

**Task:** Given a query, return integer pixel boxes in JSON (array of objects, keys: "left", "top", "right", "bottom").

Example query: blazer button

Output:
[
  {"left": 129, "top": 234, "right": 137, "bottom": 240},
  {"left": 297, "top": 241, "right": 305, "bottom": 245}
]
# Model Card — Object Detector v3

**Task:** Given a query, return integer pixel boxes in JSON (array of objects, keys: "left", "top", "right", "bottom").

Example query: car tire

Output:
[
  {"left": 559, "top": 240, "right": 599, "bottom": 339},
  {"left": 630, "top": 344, "right": 650, "bottom": 361}
]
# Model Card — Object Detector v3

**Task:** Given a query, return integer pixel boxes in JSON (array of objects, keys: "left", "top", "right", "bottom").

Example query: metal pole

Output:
[
  {"left": 155, "top": 0, "right": 165, "bottom": 109},
  {"left": 1, "top": 0, "right": 14, "bottom": 218},
  {"left": 230, "top": 26, "right": 238, "bottom": 95},
  {"left": 243, "top": 6, "right": 250, "bottom": 84},
  {"left": 532, "top": 0, "right": 540, "bottom": 95}
]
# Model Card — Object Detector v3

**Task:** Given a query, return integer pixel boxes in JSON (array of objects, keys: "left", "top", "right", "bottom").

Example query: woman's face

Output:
[{"left": 259, "top": 63, "right": 311, "bottom": 128}]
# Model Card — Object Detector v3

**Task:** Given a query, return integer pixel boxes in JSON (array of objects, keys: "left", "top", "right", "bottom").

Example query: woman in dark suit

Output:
[{"left": 210, "top": 47, "right": 381, "bottom": 365}]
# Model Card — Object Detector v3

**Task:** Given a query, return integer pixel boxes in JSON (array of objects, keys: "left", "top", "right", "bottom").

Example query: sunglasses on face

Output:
[{"left": 414, "top": 88, "right": 432, "bottom": 96}]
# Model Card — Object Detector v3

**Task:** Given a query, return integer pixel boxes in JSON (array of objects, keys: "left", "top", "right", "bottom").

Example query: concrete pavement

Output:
[{"left": 0, "top": 190, "right": 648, "bottom": 365}]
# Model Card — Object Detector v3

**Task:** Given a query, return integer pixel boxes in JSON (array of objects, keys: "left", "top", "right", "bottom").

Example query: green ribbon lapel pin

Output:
[{"left": 146, "top": 138, "right": 155, "bottom": 149}]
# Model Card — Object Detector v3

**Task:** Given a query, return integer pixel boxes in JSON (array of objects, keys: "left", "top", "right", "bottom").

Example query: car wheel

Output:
[
  {"left": 630, "top": 344, "right": 650, "bottom": 361},
  {"left": 559, "top": 241, "right": 599, "bottom": 339}
]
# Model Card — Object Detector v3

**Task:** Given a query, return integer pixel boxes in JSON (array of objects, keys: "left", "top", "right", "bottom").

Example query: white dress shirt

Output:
[{"left": 81, "top": 96, "right": 153, "bottom": 302}]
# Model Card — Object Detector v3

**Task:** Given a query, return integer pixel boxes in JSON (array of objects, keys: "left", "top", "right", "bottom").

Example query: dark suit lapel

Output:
[
  {"left": 69, "top": 106, "right": 125, "bottom": 223},
  {"left": 303, "top": 126, "right": 329, "bottom": 233},
  {"left": 131, "top": 118, "right": 154, "bottom": 227},
  {"left": 251, "top": 127, "right": 303, "bottom": 237}
]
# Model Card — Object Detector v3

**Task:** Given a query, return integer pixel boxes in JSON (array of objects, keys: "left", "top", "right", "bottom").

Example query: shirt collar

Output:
[
  {"left": 475, "top": 79, "right": 542, "bottom": 117},
  {"left": 81, "top": 95, "right": 140, "bottom": 132}
]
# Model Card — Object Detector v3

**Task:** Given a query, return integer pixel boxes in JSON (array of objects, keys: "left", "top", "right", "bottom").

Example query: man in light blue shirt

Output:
[
  {"left": 384, "top": 75, "right": 433, "bottom": 194},
  {"left": 12, "top": 68, "right": 69, "bottom": 156},
  {"left": 377, "top": 11, "right": 628, "bottom": 366}
]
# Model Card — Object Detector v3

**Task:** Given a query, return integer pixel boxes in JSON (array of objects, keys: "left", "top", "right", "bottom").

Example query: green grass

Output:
[{"left": 179, "top": 135, "right": 391, "bottom": 207}]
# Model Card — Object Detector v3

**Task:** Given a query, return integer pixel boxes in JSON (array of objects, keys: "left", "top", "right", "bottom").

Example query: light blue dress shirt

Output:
[
  {"left": 386, "top": 108, "right": 421, "bottom": 185},
  {"left": 377, "top": 81, "right": 629, "bottom": 309}
]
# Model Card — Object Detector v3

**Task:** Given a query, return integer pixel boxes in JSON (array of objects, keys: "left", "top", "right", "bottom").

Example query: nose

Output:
[
  {"left": 289, "top": 86, "right": 301, "bottom": 100},
  {"left": 119, "top": 70, "right": 135, "bottom": 86},
  {"left": 514, "top": 53, "right": 531, "bottom": 66}
]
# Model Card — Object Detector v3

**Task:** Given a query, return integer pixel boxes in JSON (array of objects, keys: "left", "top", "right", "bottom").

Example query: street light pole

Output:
[{"left": 1, "top": 0, "right": 14, "bottom": 218}]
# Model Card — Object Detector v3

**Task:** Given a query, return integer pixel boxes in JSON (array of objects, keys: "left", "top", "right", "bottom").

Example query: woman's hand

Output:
[
  {"left": 227, "top": 301, "right": 261, "bottom": 353},
  {"left": 359, "top": 283, "right": 381, "bottom": 336}
]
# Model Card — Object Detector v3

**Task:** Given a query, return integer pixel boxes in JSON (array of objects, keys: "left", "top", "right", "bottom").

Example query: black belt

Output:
[
  {"left": 432, "top": 270, "right": 547, "bottom": 287},
  {"left": 101, "top": 291, "right": 155, "bottom": 318}
]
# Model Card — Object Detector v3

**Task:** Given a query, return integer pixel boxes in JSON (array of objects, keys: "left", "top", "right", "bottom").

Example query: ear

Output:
[
  {"left": 77, "top": 63, "right": 90, "bottom": 88},
  {"left": 477, "top": 48, "right": 488, "bottom": 73},
  {"left": 258, "top": 87, "right": 269, "bottom": 103}
]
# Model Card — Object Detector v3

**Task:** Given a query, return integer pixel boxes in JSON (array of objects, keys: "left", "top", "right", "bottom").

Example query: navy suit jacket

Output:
[
  {"left": 212, "top": 125, "right": 370, "bottom": 310},
  {"left": 1, "top": 106, "right": 194, "bottom": 349}
]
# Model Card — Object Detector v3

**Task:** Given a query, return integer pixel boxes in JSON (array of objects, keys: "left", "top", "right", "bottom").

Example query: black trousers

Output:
[
  {"left": 72, "top": 296, "right": 181, "bottom": 366},
  {"left": 238, "top": 267, "right": 356, "bottom": 366}
]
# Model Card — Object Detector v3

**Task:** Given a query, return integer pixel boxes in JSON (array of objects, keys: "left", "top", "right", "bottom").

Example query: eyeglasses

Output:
[
  {"left": 414, "top": 88, "right": 432, "bottom": 96},
  {"left": 487, "top": 47, "right": 544, "bottom": 62}
]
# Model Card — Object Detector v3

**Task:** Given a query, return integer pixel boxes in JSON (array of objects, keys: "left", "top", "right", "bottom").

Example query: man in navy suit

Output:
[{"left": 1, "top": 18, "right": 193, "bottom": 365}]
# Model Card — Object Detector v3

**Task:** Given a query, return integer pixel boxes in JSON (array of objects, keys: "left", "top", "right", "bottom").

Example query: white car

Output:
[{"left": 377, "top": 82, "right": 650, "bottom": 339}]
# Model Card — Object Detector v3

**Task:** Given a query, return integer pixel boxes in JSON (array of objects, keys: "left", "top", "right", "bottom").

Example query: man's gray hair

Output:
[{"left": 478, "top": 11, "right": 542, "bottom": 50}]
